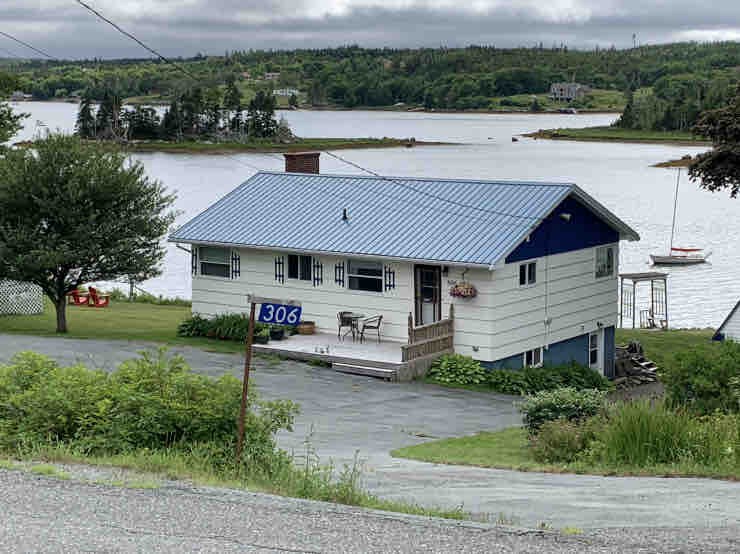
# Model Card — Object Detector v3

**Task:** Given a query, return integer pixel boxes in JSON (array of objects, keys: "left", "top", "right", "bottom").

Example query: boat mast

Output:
[{"left": 669, "top": 168, "right": 680, "bottom": 252}]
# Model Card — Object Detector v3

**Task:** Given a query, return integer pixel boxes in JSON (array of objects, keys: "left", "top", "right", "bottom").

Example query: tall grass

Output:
[{"left": 590, "top": 400, "right": 739, "bottom": 472}]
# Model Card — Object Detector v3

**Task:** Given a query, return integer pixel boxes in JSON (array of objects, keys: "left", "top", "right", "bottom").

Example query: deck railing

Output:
[{"left": 400, "top": 305, "right": 455, "bottom": 379}]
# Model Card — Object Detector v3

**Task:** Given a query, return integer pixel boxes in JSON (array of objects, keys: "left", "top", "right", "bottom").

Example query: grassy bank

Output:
[
  {"left": 392, "top": 424, "right": 739, "bottom": 480},
  {"left": 4, "top": 444, "right": 464, "bottom": 520},
  {"left": 126, "top": 137, "right": 445, "bottom": 154},
  {"left": 525, "top": 126, "right": 709, "bottom": 145}
]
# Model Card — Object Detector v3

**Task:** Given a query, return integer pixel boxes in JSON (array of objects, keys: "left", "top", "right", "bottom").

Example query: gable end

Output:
[{"left": 505, "top": 195, "right": 620, "bottom": 264}]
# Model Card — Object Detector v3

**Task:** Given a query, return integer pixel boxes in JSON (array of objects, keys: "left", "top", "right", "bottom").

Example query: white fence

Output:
[{"left": 0, "top": 280, "right": 44, "bottom": 315}]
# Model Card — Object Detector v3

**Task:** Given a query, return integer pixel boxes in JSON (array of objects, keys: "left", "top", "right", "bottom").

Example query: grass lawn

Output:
[
  {"left": 0, "top": 301, "right": 243, "bottom": 354},
  {"left": 526, "top": 126, "right": 709, "bottom": 145},
  {"left": 391, "top": 426, "right": 739, "bottom": 480},
  {"left": 615, "top": 328, "right": 713, "bottom": 370}
]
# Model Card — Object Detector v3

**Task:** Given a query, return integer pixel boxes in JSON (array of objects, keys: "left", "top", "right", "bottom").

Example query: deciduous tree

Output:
[
  {"left": 689, "top": 87, "right": 740, "bottom": 197},
  {"left": 0, "top": 134, "right": 176, "bottom": 333}
]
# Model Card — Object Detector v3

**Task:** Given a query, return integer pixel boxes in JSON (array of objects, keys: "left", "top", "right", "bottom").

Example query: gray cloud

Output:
[{"left": 0, "top": 1, "right": 738, "bottom": 59}]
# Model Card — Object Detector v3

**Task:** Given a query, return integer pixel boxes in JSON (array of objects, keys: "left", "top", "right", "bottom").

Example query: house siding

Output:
[
  {"left": 604, "top": 325, "right": 616, "bottom": 378},
  {"left": 487, "top": 244, "right": 619, "bottom": 364},
  {"left": 715, "top": 301, "right": 740, "bottom": 342},
  {"left": 505, "top": 196, "right": 619, "bottom": 264}
]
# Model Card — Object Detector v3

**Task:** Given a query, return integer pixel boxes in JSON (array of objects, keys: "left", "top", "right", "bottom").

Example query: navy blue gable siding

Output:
[
  {"left": 482, "top": 333, "right": 590, "bottom": 370},
  {"left": 505, "top": 195, "right": 619, "bottom": 263}
]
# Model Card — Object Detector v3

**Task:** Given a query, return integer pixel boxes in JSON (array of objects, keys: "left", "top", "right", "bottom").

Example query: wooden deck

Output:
[{"left": 253, "top": 332, "right": 408, "bottom": 380}]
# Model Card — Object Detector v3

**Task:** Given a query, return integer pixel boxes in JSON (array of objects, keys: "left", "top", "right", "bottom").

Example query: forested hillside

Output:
[{"left": 3, "top": 41, "right": 739, "bottom": 131}]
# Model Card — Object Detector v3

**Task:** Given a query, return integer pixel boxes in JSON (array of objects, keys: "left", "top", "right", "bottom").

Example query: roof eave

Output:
[{"left": 169, "top": 237, "right": 493, "bottom": 269}]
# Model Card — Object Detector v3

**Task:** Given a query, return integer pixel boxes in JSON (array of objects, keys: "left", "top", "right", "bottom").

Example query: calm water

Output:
[{"left": 12, "top": 102, "right": 737, "bottom": 329}]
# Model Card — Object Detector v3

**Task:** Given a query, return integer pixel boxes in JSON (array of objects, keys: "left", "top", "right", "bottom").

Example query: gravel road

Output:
[{"left": 2, "top": 469, "right": 738, "bottom": 553}]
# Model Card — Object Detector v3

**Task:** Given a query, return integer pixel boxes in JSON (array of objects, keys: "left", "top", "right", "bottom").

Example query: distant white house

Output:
[
  {"left": 714, "top": 300, "right": 740, "bottom": 342},
  {"left": 273, "top": 88, "right": 299, "bottom": 97},
  {"left": 263, "top": 72, "right": 281, "bottom": 81},
  {"left": 171, "top": 153, "right": 639, "bottom": 379},
  {"left": 550, "top": 82, "right": 590, "bottom": 102}
]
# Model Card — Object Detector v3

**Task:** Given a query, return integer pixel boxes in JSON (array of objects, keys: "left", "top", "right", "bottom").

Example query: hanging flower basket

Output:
[{"left": 449, "top": 281, "right": 477, "bottom": 299}]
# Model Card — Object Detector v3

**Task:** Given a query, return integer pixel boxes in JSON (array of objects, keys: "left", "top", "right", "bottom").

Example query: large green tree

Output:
[
  {"left": 0, "top": 134, "right": 176, "bottom": 333},
  {"left": 689, "top": 87, "right": 740, "bottom": 197},
  {"left": 75, "top": 92, "right": 96, "bottom": 138}
]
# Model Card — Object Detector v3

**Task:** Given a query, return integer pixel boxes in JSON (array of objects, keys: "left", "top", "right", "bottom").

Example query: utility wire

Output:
[
  {"left": 324, "top": 150, "right": 540, "bottom": 221},
  {"left": 0, "top": 30, "right": 57, "bottom": 60},
  {"left": 74, "top": 0, "right": 198, "bottom": 81}
]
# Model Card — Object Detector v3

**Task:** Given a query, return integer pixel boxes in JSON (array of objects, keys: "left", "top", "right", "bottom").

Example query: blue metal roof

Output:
[{"left": 170, "top": 171, "right": 638, "bottom": 267}]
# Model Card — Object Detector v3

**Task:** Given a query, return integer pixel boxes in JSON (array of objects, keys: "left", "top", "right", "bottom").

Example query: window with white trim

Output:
[
  {"left": 524, "top": 347, "right": 543, "bottom": 368},
  {"left": 595, "top": 246, "right": 615, "bottom": 278},
  {"left": 589, "top": 332, "right": 599, "bottom": 367},
  {"left": 199, "top": 246, "right": 230, "bottom": 278},
  {"left": 519, "top": 262, "right": 537, "bottom": 286},
  {"left": 287, "top": 254, "right": 312, "bottom": 281},
  {"left": 347, "top": 259, "right": 383, "bottom": 292}
]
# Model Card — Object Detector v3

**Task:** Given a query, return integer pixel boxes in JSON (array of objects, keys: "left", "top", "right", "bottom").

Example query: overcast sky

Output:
[{"left": 2, "top": 1, "right": 739, "bottom": 59}]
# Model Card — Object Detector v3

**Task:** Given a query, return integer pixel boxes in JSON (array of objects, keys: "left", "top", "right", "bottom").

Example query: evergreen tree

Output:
[
  {"left": 95, "top": 90, "right": 122, "bottom": 139},
  {"left": 288, "top": 93, "right": 298, "bottom": 109},
  {"left": 161, "top": 99, "right": 183, "bottom": 140},
  {"left": 75, "top": 93, "right": 96, "bottom": 138},
  {"left": 224, "top": 79, "right": 243, "bottom": 132},
  {"left": 246, "top": 90, "right": 279, "bottom": 138}
]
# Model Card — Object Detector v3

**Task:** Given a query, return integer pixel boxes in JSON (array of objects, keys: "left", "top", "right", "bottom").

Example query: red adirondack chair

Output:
[
  {"left": 87, "top": 287, "right": 110, "bottom": 308},
  {"left": 66, "top": 289, "right": 90, "bottom": 306}
]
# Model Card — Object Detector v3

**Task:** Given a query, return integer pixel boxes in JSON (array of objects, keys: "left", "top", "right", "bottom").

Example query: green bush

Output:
[
  {"left": 428, "top": 354, "right": 488, "bottom": 385},
  {"left": 177, "top": 313, "right": 271, "bottom": 342},
  {"left": 518, "top": 387, "right": 606, "bottom": 434},
  {"left": 0, "top": 349, "right": 298, "bottom": 458},
  {"left": 662, "top": 341, "right": 740, "bottom": 414},
  {"left": 428, "top": 355, "right": 612, "bottom": 394},
  {"left": 530, "top": 418, "right": 598, "bottom": 463}
]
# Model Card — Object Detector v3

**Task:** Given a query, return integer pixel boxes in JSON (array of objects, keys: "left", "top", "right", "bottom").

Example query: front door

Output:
[{"left": 414, "top": 265, "right": 441, "bottom": 325}]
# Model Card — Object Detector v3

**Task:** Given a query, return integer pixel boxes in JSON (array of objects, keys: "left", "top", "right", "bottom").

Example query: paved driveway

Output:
[{"left": 1, "top": 334, "right": 739, "bottom": 531}]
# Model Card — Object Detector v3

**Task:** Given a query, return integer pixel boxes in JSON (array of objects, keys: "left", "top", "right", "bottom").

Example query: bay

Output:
[{"left": 12, "top": 102, "right": 734, "bottom": 329}]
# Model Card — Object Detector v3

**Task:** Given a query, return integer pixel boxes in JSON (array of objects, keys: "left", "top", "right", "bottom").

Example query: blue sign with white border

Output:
[{"left": 258, "top": 302, "right": 302, "bottom": 325}]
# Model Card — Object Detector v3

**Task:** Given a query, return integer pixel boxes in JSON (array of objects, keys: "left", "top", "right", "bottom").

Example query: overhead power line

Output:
[
  {"left": 74, "top": 0, "right": 198, "bottom": 81},
  {"left": 0, "top": 30, "right": 57, "bottom": 60},
  {"left": 324, "top": 150, "right": 540, "bottom": 221}
]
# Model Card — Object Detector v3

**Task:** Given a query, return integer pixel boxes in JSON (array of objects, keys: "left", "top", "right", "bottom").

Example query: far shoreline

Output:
[{"left": 524, "top": 126, "right": 710, "bottom": 147}]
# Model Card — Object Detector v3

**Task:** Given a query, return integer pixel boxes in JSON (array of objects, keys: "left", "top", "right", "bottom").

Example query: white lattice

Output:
[{"left": 0, "top": 280, "right": 44, "bottom": 315}]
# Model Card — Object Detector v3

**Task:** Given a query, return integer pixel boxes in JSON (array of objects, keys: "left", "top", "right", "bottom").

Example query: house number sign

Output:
[{"left": 258, "top": 302, "right": 302, "bottom": 325}]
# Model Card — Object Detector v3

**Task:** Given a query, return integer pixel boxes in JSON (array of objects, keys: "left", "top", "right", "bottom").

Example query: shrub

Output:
[
  {"left": 177, "top": 313, "right": 271, "bottom": 342},
  {"left": 530, "top": 418, "right": 598, "bottom": 463},
  {"left": 518, "top": 387, "right": 606, "bottom": 434},
  {"left": 0, "top": 349, "right": 298, "bottom": 458},
  {"left": 428, "top": 354, "right": 487, "bottom": 385},
  {"left": 177, "top": 314, "right": 211, "bottom": 337},
  {"left": 487, "top": 369, "right": 528, "bottom": 395},
  {"left": 662, "top": 341, "right": 740, "bottom": 414}
]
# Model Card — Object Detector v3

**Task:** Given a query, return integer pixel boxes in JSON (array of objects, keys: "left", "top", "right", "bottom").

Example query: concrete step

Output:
[{"left": 332, "top": 362, "right": 398, "bottom": 381}]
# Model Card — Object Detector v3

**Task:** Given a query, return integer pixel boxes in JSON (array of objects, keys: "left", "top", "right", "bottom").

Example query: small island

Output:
[
  {"left": 524, "top": 126, "right": 709, "bottom": 146},
  {"left": 72, "top": 84, "right": 445, "bottom": 154}
]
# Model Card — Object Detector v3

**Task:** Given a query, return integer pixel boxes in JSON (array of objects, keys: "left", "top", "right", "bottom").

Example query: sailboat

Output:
[{"left": 650, "top": 169, "right": 711, "bottom": 266}]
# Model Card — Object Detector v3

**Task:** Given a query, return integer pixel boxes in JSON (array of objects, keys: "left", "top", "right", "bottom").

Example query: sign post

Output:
[{"left": 235, "top": 295, "right": 301, "bottom": 463}]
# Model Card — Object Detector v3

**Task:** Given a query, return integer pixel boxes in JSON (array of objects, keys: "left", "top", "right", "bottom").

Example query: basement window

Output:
[
  {"left": 288, "top": 254, "right": 312, "bottom": 281},
  {"left": 199, "top": 246, "right": 230, "bottom": 278},
  {"left": 523, "top": 347, "right": 543, "bottom": 368},
  {"left": 347, "top": 259, "right": 383, "bottom": 293},
  {"left": 519, "top": 262, "right": 537, "bottom": 286}
]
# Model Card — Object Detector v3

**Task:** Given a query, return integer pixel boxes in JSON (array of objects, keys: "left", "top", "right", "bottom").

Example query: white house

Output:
[
  {"left": 714, "top": 300, "right": 740, "bottom": 342},
  {"left": 170, "top": 152, "right": 639, "bottom": 379},
  {"left": 549, "top": 82, "right": 590, "bottom": 102}
]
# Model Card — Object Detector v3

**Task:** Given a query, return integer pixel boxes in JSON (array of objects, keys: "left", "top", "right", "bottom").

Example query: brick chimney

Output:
[{"left": 284, "top": 152, "right": 320, "bottom": 174}]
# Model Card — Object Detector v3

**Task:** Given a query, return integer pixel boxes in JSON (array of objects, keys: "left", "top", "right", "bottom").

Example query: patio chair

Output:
[
  {"left": 337, "top": 311, "right": 354, "bottom": 340},
  {"left": 87, "top": 287, "right": 110, "bottom": 308},
  {"left": 66, "top": 289, "right": 90, "bottom": 306},
  {"left": 359, "top": 315, "right": 383, "bottom": 344}
]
